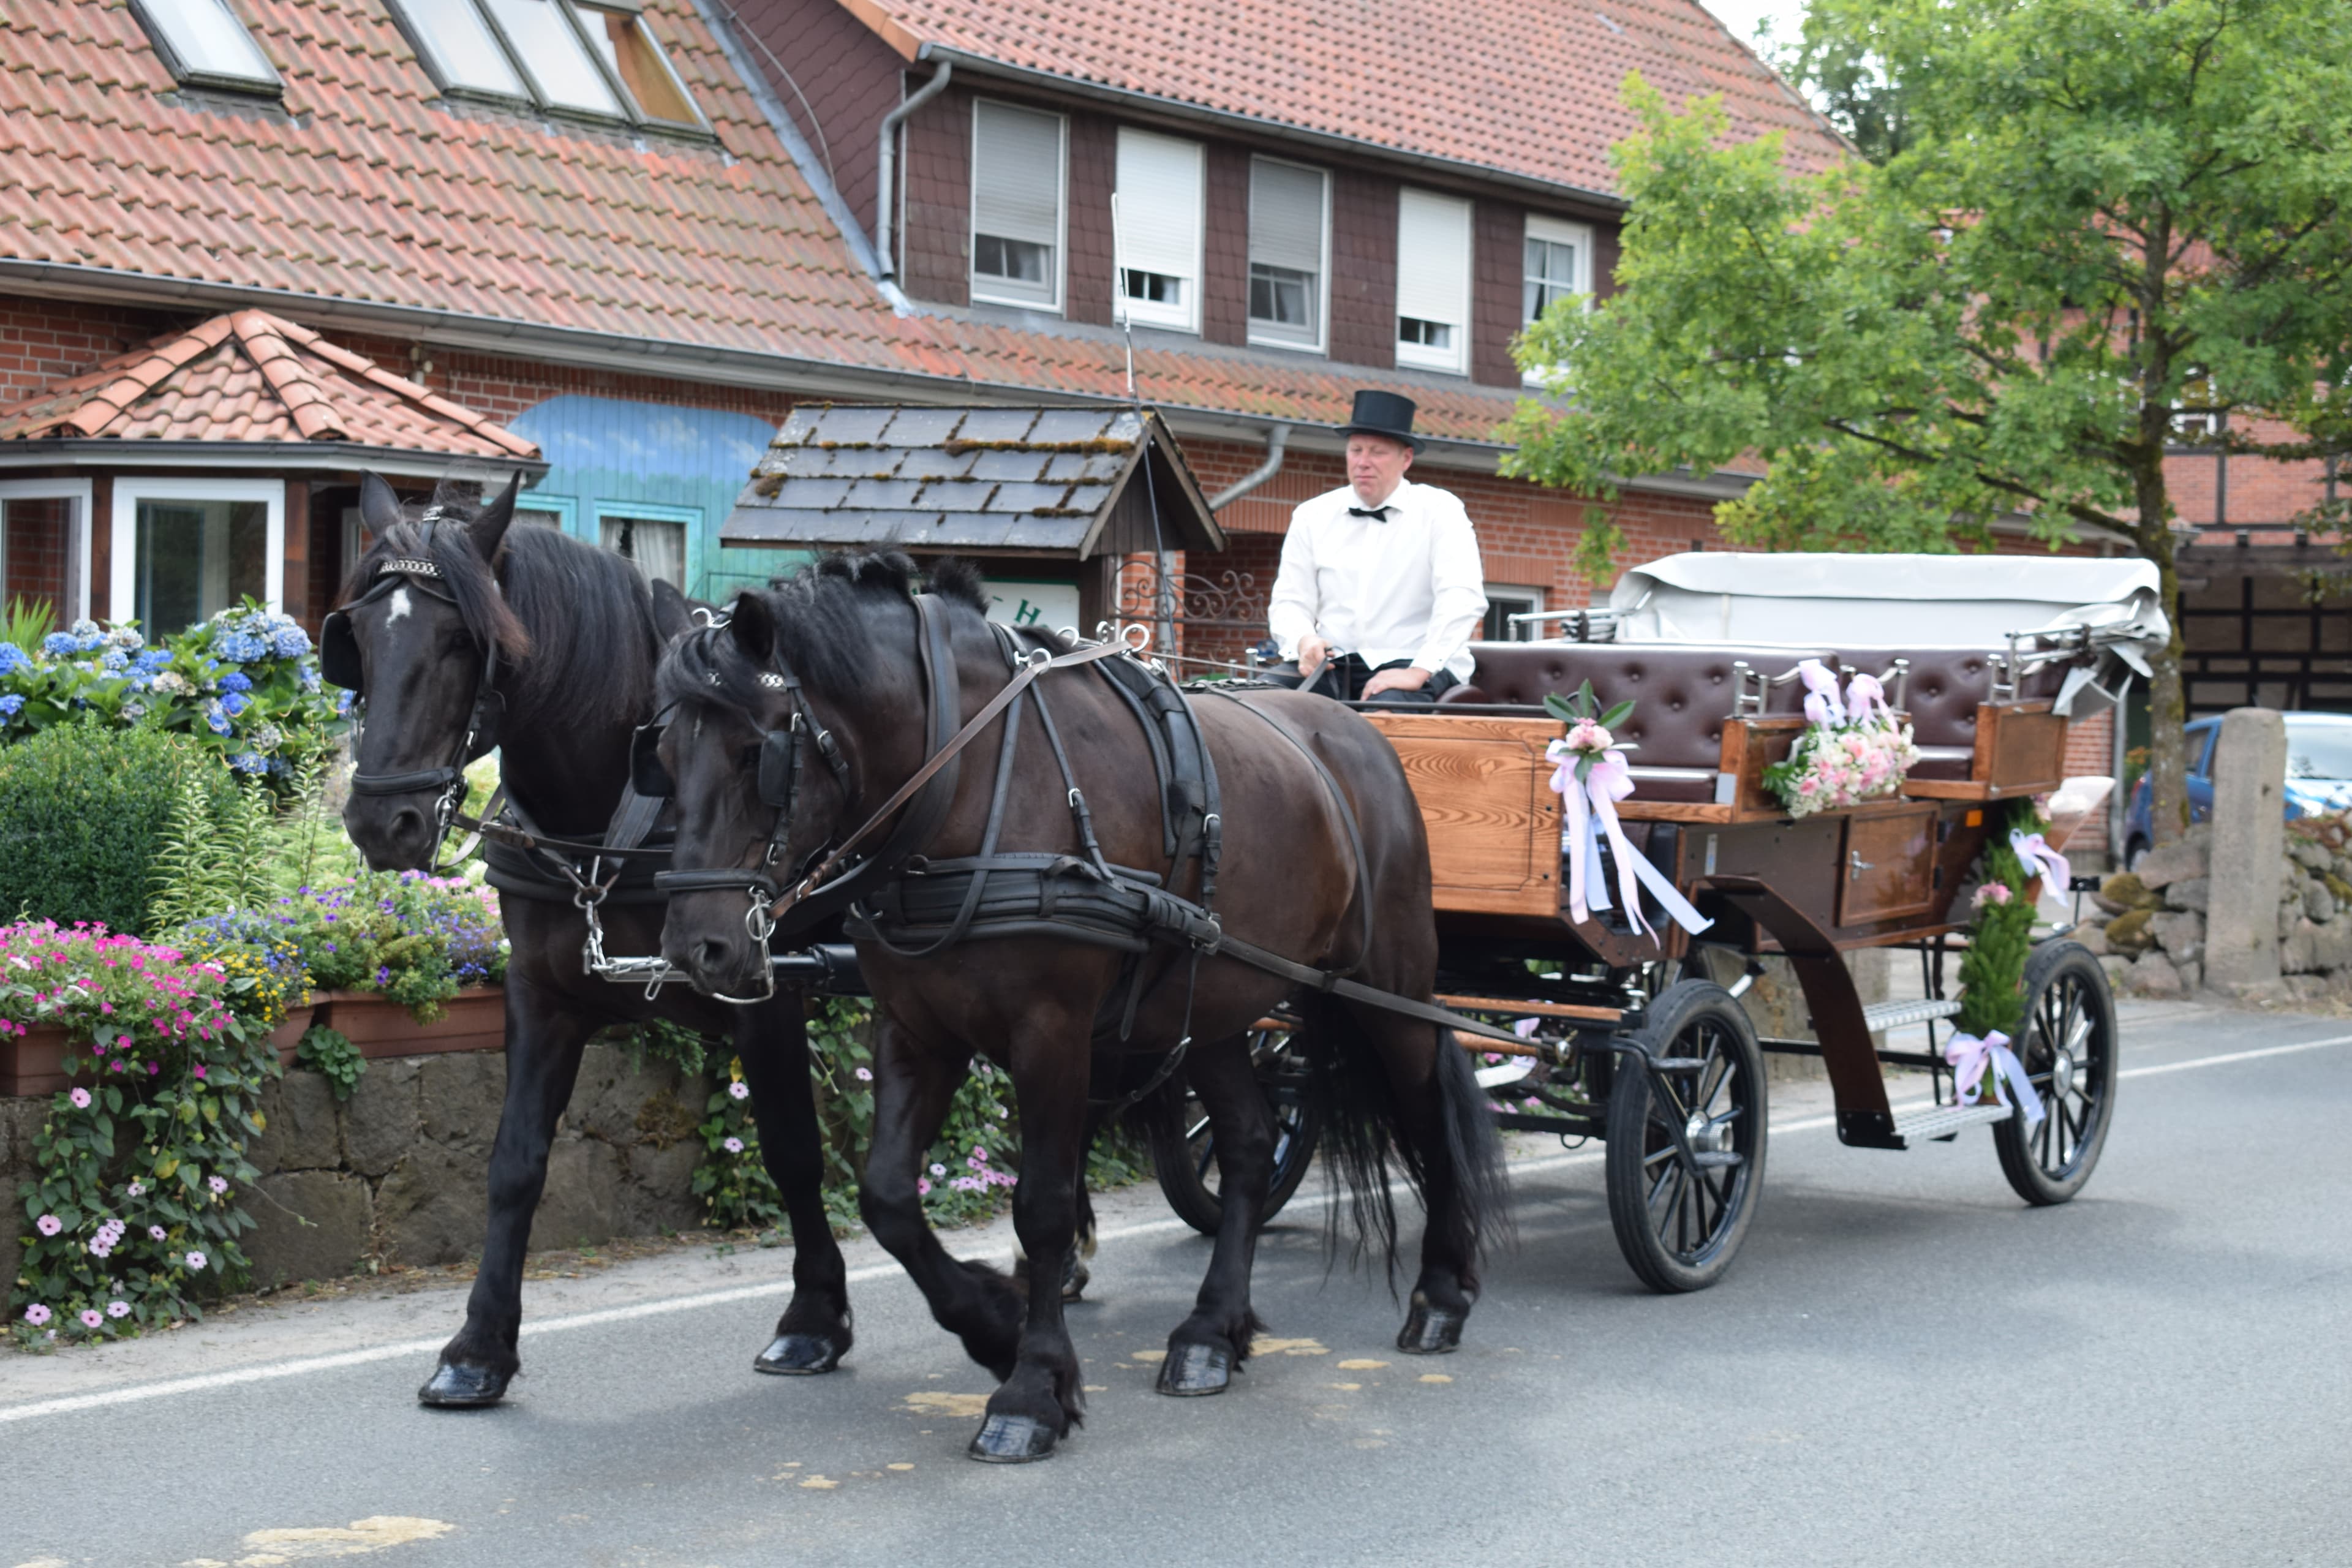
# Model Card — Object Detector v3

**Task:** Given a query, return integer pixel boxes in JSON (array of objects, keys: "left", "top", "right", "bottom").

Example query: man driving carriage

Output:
[{"left": 1265, "top": 389, "right": 1488, "bottom": 705}]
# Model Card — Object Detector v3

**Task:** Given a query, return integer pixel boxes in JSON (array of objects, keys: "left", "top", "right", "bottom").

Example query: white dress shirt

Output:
[{"left": 1267, "top": 479, "right": 1488, "bottom": 682}]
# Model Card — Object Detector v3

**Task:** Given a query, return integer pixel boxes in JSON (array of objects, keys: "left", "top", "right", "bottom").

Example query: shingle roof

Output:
[
  {"left": 0, "top": 0, "right": 1789, "bottom": 448},
  {"left": 0, "top": 307, "right": 539, "bottom": 458},
  {"left": 726, "top": 404, "right": 1224, "bottom": 554},
  {"left": 839, "top": 0, "right": 1847, "bottom": 192}
]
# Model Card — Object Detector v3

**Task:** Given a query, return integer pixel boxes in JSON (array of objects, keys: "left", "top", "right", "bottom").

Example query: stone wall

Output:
[
  {"left": 2083, "top": 819, "right": 2352, "bottom": 1006},
  {"left": 0, "top": 1041, "right": 715, "bottom": 1295}
]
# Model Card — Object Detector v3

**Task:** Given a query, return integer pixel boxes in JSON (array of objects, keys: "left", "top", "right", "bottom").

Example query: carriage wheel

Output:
[
  {"left": 1604, "top": 980, "right": 1768, "bottom": 1293},
  {"left": 1150, "top": 1031, "right": 1324, "bottom": 1237},
  {"left": 1994, "top": 941, "right": 2117, "bottom": 1206}
]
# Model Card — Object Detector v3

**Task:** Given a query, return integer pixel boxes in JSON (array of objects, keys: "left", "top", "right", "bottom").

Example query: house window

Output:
[
  {"left": 1395, "top": 188, "right": 1472, "bottom": 374},
  {"left": 970, "top": 100, "right": 1066, "bottom": 311},
  {"left": 1482, "top": 586, "right": 1544, "bottom": 643},
  {"left": 600, "top": 514, "right": 687, "bottom": 589},
  {"left": 1248, "top": 156, "right": 1328, "bottom": 352},
  {"left": 0, "top": 480, "right": 94, "bottom": 625},
  {"left": 1114, "top": 129, "right": 1205, "bottom": 334},
  {"left": 389, "top": 0, "right": 703, "bottom": 128},
  {"left": 110, "top": 480, "right": 285, "bottom": 638},
  {"left": 129, "top": 0, "right": 282, "bottom": 94},
  {"left": 1522, "top": 214, "right": 1593, "bottom": 383}
]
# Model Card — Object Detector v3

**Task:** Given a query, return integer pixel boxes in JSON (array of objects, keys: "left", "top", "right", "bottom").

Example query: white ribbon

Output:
[
  {"left": 1845, "top": 671, "right": 1893, "bottom": 728},
  {"left": 1550, "top": 741, "right": 1711, "bottom": 939},
  {"left": 1796, "top": 658, "right": 1842, "bottom": 728},
  {"left": 1943, "top": 1029, "right": 2045, "bottom": 1130},
  {"left": 2008, "top": 829, "right": 2071, "bottom": 895}
]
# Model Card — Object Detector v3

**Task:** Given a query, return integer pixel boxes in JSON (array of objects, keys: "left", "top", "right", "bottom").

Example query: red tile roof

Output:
[
  {"left": 0, "top": 0, "right": 1810, "bottom": 449},
  {"left": 837, "top": 0, "right": 1847, "bottom": 192},
  {"left": 0, "top": 307, "right": 540, "bottom": 458}
]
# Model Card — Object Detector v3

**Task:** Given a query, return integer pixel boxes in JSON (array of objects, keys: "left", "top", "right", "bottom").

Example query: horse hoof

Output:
[
  {"left": 754, "top": 1332, "right": 846, "bottom": 1376},
  {"left": 1155, "top": 1341, "right": 1232, "bottom": 1397},
  {"left": 418, "top": 1360, "right": 510, "bottom": 1408},
  {"left": 967, "top": 1413, "right": 1059, "bottom": 1463},
  {"left": 1396, "top": 1296, "right": 1466, "bottom": 1355},
  {"left": 1061, "top": 1255, "right": 1091, "bottom": 1302}
]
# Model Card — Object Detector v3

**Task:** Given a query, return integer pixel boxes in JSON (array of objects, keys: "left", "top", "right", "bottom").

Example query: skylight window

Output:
[
  {"left": 130, "top": 0, "right": 283, "bottom": 94},
  {"left": 389, "top": 0, "right": 706, "bottom": 130}
]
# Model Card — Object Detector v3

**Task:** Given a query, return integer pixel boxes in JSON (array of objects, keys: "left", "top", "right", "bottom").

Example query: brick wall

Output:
[
  {"left": 0, "top": 297, "right": 153, "bottom": 404},
  {"left": 728, "top": 0, "right": 907, "bottom": 245},
  {"left": 2062, "top": 707, "right": 2116, "bottom": 863},
  {"left": 3, "top": 494, "right": 69, "bottom": 609}
]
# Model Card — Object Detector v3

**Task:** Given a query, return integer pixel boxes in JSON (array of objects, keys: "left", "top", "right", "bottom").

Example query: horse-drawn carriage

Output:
[{"left": 1159, "top": 551, "right": 2158, "bottom": 1292}]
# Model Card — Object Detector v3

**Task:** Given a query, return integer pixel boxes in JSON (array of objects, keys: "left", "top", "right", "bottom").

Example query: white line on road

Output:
[{"left": 4, "top": 1028, "right": 2345, "bottom": 1427}]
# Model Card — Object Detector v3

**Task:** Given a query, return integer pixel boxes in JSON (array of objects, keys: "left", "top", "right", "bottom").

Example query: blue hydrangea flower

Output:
[
  {"left": 0, "top": 693, "right": 23, "bottom": 721},
  {"left": 214, "top": 632, "right": 269, "bottom": 662},
  {"left": 41, "top": 631, "right": 77, "bottom": 657},
  {"left": 218, "top": 671, "right": 252, "bottom": 694},
  {"left": 301, "top": 669, "right": 322, "bottom": 694},
  {"left": 0, "top": 643, "right": 28, "bottom": 677},
  {"left": 221, "top": 691, "right": 252, "bottom": 718},
  {"left": 203, "top": 701, "right": 233, "bottom": 736},
  {"left": 133, "top": 648, "right": 171, "bottom": 674},
  {"left": 336, "top": 688, "right": 355, "bottom": 715},
  {"left": 229, "top": 752, "right": 268, "bottom": 775},
  {"left": 99, "top": 649, "right": 129, "bottom": 673},
  {"left": 105, "top": 625, "right": 143, "bottom": 652},
  {"left": 272, "top": 626, "right": 312, "bottom": 658}
]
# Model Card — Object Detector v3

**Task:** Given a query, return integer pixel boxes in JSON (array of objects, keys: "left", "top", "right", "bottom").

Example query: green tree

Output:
[{"left": 1506, "top": 0, "right": 2352, "bottom": 848}]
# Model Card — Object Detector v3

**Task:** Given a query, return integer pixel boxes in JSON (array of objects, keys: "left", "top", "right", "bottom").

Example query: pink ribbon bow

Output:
[
  {"left": 1547, "top": 740, "right": 1711, "bottom": 941},
  {"left": 1795, "top": 659, "right": 1842, "bottom": 728},
  {"left": 1845, "top": 671, "right": 1893, "bottom": 728},
  {"left": 2009, "top": 829, "right": 2070, "bottom": 896},
  {"left": 1943, "top": 1030, "right": 2045, "bottom": 1129}
]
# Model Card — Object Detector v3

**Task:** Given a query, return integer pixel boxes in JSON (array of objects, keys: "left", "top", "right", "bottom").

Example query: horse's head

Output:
[
  {"left": 649, "top": 553, "right": 951, "bottom": 998},
  {"left": 328, "top": 472, "right": 527, "bottom": 870}
]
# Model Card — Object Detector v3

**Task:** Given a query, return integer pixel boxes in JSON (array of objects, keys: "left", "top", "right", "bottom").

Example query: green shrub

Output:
[{"left": 0, "top": 722, "right": 236, "bottom": 935}]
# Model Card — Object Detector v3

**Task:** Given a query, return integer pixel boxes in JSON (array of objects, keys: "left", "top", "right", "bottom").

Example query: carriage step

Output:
[
  {"left": 1474, "top": 1059, "right": 1533, "bottom": 1090},
  {"left": 1889, "top": 1101, "right": 2010, "bottom": 1146},
  {"left": 1860, "top": 997, "right": 1963, "bottom": 1033}
]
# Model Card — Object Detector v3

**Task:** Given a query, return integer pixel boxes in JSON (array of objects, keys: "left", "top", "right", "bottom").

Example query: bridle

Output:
[{"left": 320, "top": 522, "right": 506, "bottom": 858}]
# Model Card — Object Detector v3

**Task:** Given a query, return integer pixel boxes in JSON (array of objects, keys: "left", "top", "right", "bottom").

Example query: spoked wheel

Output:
[
  {"left": 1604, "top": 979, "right": 1768, "bottom": 1292},
  {"left": 1994, "top": 941, "right": 2117, "bottom": 1205},
  {"left": 1150, "top": 1030, "right": 1324, "bottom": 1237}
]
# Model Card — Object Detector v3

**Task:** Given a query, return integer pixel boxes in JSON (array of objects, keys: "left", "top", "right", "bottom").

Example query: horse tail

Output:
[{"left": 1301, "top": 998, "right": 1512, "bottom": 1292}]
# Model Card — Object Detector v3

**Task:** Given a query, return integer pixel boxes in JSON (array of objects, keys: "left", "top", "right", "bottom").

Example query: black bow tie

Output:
[{"left": 1348, "top": 504, "right": 1396, "bottom": 519}]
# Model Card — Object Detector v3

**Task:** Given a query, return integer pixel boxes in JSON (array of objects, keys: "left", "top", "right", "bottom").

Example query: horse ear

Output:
[
  {"left": 728, "top": 591, "right": 775, "bottom": 663},
  {"left": 649, "top": 579, "right": 695, "bottom": 643},
  {"left": 359, "top": 473, "right": 402, "bottom": 536},
  {"left": 470, "top": 473, "right": 519, "bottom": 562}
]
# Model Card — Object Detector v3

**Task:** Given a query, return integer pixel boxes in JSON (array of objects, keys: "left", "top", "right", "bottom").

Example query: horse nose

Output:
[
  {"left": 387, "top": 804, "right": 428, "bottom": 846},
  {"left": 689, "top": 937, "right": 737, "bottom": 984}
]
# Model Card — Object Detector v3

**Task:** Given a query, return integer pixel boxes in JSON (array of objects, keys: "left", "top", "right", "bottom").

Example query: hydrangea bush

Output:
[
  {"left": 2, "top": 922, "right": 277, "bottom": 1347},
  {"left": 0, "top": 601, "right": 341, "bottom": 787}
]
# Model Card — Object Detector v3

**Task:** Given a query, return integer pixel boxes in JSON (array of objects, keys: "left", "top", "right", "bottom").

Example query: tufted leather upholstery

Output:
[
  {"left": 1833, "top": 647, "right": 2067, "bottom": 778},
  {"left": 1442, "top": 642, "right": 1831, "bottom": 800}
]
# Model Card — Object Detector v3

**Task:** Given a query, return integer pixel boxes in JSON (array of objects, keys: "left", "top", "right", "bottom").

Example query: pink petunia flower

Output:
[
  {"left": 34, "top": 1214, "right": 61, "bottom": 1237},
  {"left": 23, "top": 1303, "right": 51, "bottom": 1327},
  {"left": 917, "top": 1177, "right": 932, "bottom": 1196},
  {"left": 106, "top": 1300, "right": 129, "bottom": 1319},
  {"left": 68, "top": 1087, "right": 91, "bottom": 1109},
  {"left": 183, "top": 1250, "right": 207, "bottom": 1272},
  {"left": 726, "top": 1081, "right": 750, "bottom": 1101},
  {"left": 78, "top": 1308, "right": 103, "bottom": 1330},
  {"left": 854, "top": 1066, "right": 872, "bottom": 1082},
  {"left": 126, "top": 1182, "right": 145, "bottom": 1197},
  {"left": 971, "top": 1146, "right": 989, "bottom": 1162},
  {"left": 148, "top": 1225, "right": 167, "bottom": 1242},
  {"left": 723, "top": 1136, "right": 745, "bottom": 1154},
  {"left": 207, "top": 1176, "right": 228, "bottom": 1195}
]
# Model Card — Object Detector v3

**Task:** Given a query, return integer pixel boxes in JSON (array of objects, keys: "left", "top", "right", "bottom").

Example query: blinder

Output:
[
  {"left": 320, "top": 609, "right": 363, "bottom": 692},
  {"left": 631, "top": 721, "right": 674, "bottom": 799},
  {"left": 757, "top": 724, "right": 798, "bottom": 811}
]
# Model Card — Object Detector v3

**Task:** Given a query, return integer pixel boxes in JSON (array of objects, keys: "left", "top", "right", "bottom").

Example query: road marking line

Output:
[{"left": 6, "top": 1029, "right": 2347, "bottom": 1427}]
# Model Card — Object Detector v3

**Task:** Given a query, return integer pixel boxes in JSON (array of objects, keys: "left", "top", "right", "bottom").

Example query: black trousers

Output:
[{"left": 1264, "top": 653, "right": 1458, "bottom": 705}]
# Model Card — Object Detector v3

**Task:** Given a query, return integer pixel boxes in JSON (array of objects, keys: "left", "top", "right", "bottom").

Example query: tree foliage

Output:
[{"left": 1506, "top": 0, "right": 2352, "bottom": 845}]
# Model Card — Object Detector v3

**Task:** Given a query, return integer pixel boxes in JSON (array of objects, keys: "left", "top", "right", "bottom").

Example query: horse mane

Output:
[
  {"left": 660, "top": 551, "right": 989, "bottom": 716},
  {"left": 340, "top": 506, "right": 658, "bottom": 733}
]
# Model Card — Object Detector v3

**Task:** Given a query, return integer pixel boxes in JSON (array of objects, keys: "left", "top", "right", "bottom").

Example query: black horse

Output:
[
  {"left": 330, "top": 474, "right": 856, "bottom": 1405},
  {"left": 650, "top": 554, "right": 1507, "bottom": 1462}
]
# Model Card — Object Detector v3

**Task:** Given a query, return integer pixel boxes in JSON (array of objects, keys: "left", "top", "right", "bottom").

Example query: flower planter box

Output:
[
  {"left": 1, "top": 1006, "right": 315, "bottom": 1098},
  {"left": 311, "top": 987, "right": 505, "bottom": 1061}
]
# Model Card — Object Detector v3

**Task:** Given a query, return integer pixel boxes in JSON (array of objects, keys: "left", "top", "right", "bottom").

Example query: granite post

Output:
[{"left": 2204, "top": 707, "right": 2286, "bottom": 992}]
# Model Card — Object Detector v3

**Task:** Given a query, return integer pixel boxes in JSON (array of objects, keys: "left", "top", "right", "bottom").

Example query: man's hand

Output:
[
  {"left": 1296, "top": 636, "right": 1332, "bottom": 681},
  {"left": 1362, "top": 665, "right": 1431, "bottom": 698}
]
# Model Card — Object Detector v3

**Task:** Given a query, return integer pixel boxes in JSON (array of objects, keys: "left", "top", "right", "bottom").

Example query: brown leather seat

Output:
[
  {"left": 1444, "top": 642, "right": 1830, "bottom": 801},
  {"left": 1833, "top": 647, "right": 2068, "bottom": 779}
]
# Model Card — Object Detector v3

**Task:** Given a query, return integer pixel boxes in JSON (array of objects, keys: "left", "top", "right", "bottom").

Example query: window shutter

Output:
[
  {"left": 1250, "top": 159, "right": 1325, "bottom": 274},
  {"left": 1115, "top": 129, "right": 1204, "bottom": 281},
  {"left": 1395, "top": 187, "right": 1472, "bottom": 371},
  {"left": 973, "top": 101, "right": 1064, "bottom": 249}
]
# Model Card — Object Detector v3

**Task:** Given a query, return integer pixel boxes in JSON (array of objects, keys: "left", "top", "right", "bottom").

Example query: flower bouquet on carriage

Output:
[
  {"left": 1540, "top": 680, "right": 1709, "bottom": 940},
  {"left": 1760, "top": 660, "right": 1921, "bottom": 818}
]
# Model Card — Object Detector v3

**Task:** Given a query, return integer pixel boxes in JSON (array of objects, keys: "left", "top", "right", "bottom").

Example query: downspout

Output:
[
  {"left": 1207, "top": 422, "right": 1290, "bottom": 511},
  {"left": 876, "top": 60, "right": 955, "bottom": 282}
]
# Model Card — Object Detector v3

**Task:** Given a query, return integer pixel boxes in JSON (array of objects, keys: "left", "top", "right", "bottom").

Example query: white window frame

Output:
[
  {"left": 1246, "top": 154, "right": 1331, "bottom": 355},
  {"left": 1395, "top": 187, "right": 1472, "bottom": 375},
  {"left": 0, "top": 478, "right": 95, "bottom": 624},
  {"left": 1112, "top": 128, "right": 1205, "bottom": 336},
  {"left": 593, "top": 499, "right": 699, "bottom": 592},
  {"left": 126, "top": 0, "right": 283, "bottom": 96},
  {"left": 968, "top": 99, "right": 1069, "bottom": 314},
  {"left": 110, "top": 477, "right": 285, "bottom": 628},
  {"left": 386, "top": 0, "right": 707, "bottom": 132},
  {"left": 1482, "top": 583, "right": 1545, "bottom": 643},
  {"left": 1521, "top": 213, "right": 1595, "bottom": 386}
]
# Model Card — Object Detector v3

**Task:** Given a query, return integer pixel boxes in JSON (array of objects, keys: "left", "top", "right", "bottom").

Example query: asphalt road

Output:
[{"left": 5, "top": 999, "right": 2348, "bottom": 1568}]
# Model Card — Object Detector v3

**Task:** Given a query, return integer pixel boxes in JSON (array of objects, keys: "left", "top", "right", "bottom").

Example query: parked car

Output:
[{"left": 2122, "top": 712, "right": 2352, "bottom": 867}]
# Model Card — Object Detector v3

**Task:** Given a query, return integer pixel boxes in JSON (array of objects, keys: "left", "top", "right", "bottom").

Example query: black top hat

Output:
[{"left": 1336, "top": 389, "right": 1422, "bottom": 451}]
